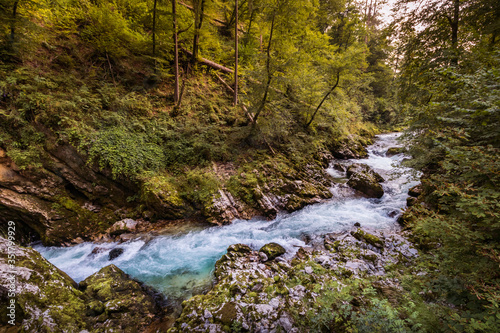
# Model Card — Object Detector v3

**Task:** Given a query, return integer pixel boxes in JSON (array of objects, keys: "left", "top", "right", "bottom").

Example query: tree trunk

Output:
[
  {"left": 172, "top": 0, "right": 179, "bottom": 103},
  {"left": 152, "top": 0, "right": 157, "bottom": 57},
  {"left": 192, "top": 0, "right": 206, "bottom": 65},
  {"left": 182, "top": 48, "right": 234, "bottom": 73},
  {"left": 252, "top": 14, "right": 275, "bottom": 125},
  {"left": 9, "top": 0, "right": 20, "bottom": 49},
  {"left": 234, "top": 0, "right": 238, "bottom": 106},
  {"left": 306, "top": 71, "right": 341, "bottom": 128},
  {"left": 450, "top": 0, "right": 460, "bottom": 65},
  {"left": 244, "top": 8, "right": 255, "bottom": 47}
]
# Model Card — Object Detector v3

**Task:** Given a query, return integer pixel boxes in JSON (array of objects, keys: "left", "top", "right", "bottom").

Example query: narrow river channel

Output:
[{"left": 34, "top": 133, "right": 417, "bottom": 304}]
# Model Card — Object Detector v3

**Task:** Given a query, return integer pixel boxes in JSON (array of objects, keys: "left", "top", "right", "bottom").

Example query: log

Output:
[
  {"left": 181, "top": 48, "right": 234, "bottom": 74},
  {"left": 214, "top": 73, "right": 234, "bottom": 94}
]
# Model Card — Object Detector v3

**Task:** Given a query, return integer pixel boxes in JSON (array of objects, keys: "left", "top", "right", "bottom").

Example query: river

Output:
[{"left": 34, "top": 132, "right": 417, "bottom": 305}]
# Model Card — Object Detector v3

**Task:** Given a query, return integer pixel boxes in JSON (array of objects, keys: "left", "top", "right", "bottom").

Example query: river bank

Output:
[{"left": 2, "top": 133, "right": 423, "bottom": 332}]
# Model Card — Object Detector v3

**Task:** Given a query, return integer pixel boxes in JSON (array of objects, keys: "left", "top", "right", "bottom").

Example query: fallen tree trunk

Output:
[{"left": 181, "top": 48, "right": 234, "bottom": 74}]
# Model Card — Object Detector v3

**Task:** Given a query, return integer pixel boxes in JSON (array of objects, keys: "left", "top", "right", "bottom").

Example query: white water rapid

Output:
[{"left": 34, "top": 133, "right": 418, "bottom": 303}]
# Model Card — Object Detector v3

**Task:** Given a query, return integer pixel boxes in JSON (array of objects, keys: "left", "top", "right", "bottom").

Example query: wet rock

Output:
[
  {"left": 329, "top": 139, "right": 369, "bottom": 159},
  {"left": 347, "top": 172, "right": 384, "bottom": 198},
  {"left": 80, "top": 264, "right": 159, "bottom": 331},
  {"left": 227, "top": 243, "right": 252, "bottom": 255},
  {"left": 108, "top": 248, "right": 124, "bottom": 260},
  {"left": 91, "top": 247, "right": 106, "bottom": 255},
  {"left": 386, "top": 147, "right": 407, "bottom": 156},
  {"left": 406, "top": 196, "right": 418, "bottom": 207},
  {"left": 408, "top": 184, "right": 422, "bottom": 197},
  {"left": 333, "top": 163, "right": 347, "bottom": 172},
  {"left": 259, "top": 243, "right": 286, "bottom": 261},
  {"left": 346, "top": 163, "right": 384, "bottom": 182},
  {"left": 106, "top": 219, "right": 138, "bottom": 236}
]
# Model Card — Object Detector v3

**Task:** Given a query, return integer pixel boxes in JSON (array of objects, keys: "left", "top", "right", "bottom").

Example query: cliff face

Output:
[{"left": 0, "top": 143, "right": 133, "bottom": 246}]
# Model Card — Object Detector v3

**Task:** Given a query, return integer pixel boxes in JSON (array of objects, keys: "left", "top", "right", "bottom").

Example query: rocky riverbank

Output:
[
  {"left": 1, "top": 225, "right": 421, "bottom": 333},
  {"left": 168, "top": 227, "right": 419, "bottom": 332}
]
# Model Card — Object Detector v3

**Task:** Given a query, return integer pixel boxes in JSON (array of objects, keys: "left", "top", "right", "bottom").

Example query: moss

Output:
[
  {"left": 351, "top": 229, "right": 384, "bottom": 249},
  {"left": 215, "top": 302, "right": 239, "bottom": 325},
  {"left": 259, "top": 243, "right": 286, "bottom": 261},
  {"left": 139, "top": 173, "right": 186, "bottom": 219}
]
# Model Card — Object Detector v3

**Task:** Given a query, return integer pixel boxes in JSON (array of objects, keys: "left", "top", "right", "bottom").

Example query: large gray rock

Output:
[
  {"left": 347, "top": 172, "right": 384, "bottom": 198},
  {"left": 346, "top": 163, "right": 384, "bottom": 182},
  {"left": 346, "top": 163, "right": 385, "bottom": 198}
]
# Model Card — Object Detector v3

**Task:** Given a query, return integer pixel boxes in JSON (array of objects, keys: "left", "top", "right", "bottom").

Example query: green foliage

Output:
[
  {"left": 179, "top": 168, "right": 221, "bottom": 207},
  {"left": 80, "top": 0, "right": 147, "bottom": 58},
  {"left": 396, "top": 1, "right": 500, "bottom": 329},
  {"left": 84, "top": 126, "right": 165, "bottom": 179}
]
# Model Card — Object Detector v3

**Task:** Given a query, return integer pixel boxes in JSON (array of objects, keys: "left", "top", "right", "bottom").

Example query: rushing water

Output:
[{"left": 34, "top": 133, "right": 417, "bottom": 303}]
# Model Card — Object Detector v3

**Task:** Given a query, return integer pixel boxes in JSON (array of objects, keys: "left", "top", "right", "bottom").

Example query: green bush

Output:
[{"left": 84, "top": 127, "right": 165, "bottom": 179}]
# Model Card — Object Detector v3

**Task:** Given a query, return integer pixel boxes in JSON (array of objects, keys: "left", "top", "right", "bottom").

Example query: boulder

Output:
[
  {"left": 351, "top": 229, "right": 384, "bottom": 249},
  {"left": 0, "top": 236, "right": 88, "bottom": 332},
  {"left": 333, "top": 163, "right": 347, "bottom": 173},
  {"left": 406, "top": 196, "right": 418, "bottom": 207},
  {"left": 108, "top": 248, "right": 124, "bottom": 260},
  {"left": 386, "top": 147, "right": 407, "bottom": 157},
  {"left": 408, "top": 184, "right": 422, "bottom": 198},
  {"left": 106, "top": 219, "right": 138, "bottom": 236},
  {"left": 346, "top": 163, "right": 384, "bottom": 182},
  {"left": 79, "top": 265, "right": 159, "bottom": 332},
  {"left": 0, "top": 237, "right": 161, "bottom": 333},
  {"left": 347, "top": 172, "right": 384, "bottom": 198},
  {"left": 259, "top": 243, "right": 286, "bottom": 261},
  {"left": 227, "top": 243, "right": 252, "bottom": 255}
]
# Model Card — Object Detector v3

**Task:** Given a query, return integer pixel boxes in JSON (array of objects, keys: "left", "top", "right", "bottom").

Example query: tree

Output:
[
  {"left": 234, "top": 0, "right": 238, "bottom": 106},
  {"left": 172, "top": 0, "right": 180, "bottom": 103},
  {"left": 191, "top": 0, "right": 206, "bottom": 64}
]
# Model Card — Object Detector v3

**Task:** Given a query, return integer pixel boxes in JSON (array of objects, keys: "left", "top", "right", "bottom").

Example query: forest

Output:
[{"left": 0, "top": 0, "right": 499, "bottom": 332}]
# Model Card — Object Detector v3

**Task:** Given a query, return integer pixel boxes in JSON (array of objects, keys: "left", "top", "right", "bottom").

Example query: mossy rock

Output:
[
  {"left": 0, "top": 237, "right": 89, "bottom": 332},
  {"left": 259, "top": 243, "right": 286, "bottom": 261},
  {"left": 80, "top": 264, "right": 159, "bottom": 332},
  {"left": 227, "top": 243, "right": 252, "bottom": 255},
  {"left": 215, "top": 302, "right": 239, "bottom": 325},
  {"left": 285, "top": 195, "right": 308, "bottom": 212},
  {"left": 351, "top": 229, "right": 384, "bottom": 249},
  {"left": 347, "top": 172, "right": 384, "bottom": 198},
  {"left": 386, "top": 147, "right": 407, "bottom": 157},
  {"left": 408, "top": 184, "right": 422, "bottom": 198},
  {"left": 346, "top": 163, "right": 384, "bottom": 182}
]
